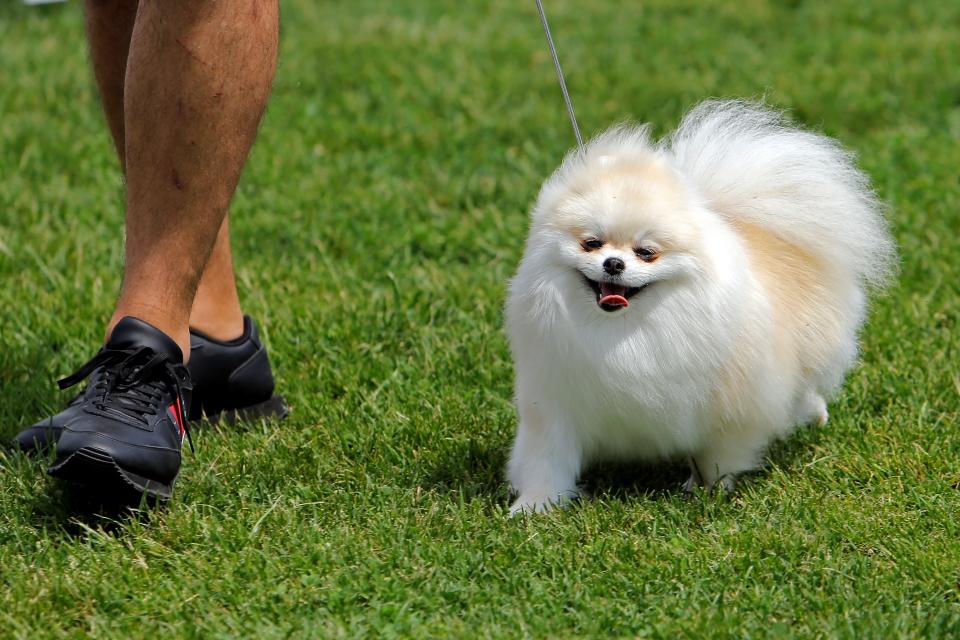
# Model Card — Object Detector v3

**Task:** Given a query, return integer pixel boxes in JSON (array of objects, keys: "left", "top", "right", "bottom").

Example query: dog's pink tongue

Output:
[{"left": 598, "top": 282, "right": 629, "bottom": 308}]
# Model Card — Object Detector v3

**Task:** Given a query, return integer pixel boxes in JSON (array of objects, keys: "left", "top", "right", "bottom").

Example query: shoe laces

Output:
[{"left": 58, "top": 346, "right": 195, "bottom": 451}]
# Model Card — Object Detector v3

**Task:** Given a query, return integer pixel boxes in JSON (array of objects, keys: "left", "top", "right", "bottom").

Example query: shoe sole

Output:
[{"left": 47, "top": 446, "right": 174, "bottom": 502}]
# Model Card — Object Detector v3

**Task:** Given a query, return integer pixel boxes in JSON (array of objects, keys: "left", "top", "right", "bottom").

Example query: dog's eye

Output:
[
  {"left": 581, "top": 238, "right": 604, "bottom": 251},
  {"left": 634, "top": 246, "right": 659, "bottom": 262}
]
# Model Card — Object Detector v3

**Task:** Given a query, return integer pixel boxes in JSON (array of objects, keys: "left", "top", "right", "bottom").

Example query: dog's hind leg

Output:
[{"left": 797, "top": 389, "right": 829, "bottom": 427}]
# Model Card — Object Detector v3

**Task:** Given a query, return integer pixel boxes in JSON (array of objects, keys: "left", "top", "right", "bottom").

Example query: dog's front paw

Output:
[
  {"left": 682, "top": 474, "right": 698, "bottom": 496},
  {"left": 710, "top": 474, "right": 737, "bottom": 494},
  {"left": 682, "top": 474, "right": 737, "bottom": 497},
  {"left": 509, "top": 489, "right": 581, "bottom": 516},
  {"left": 509, "top": 498, "right": 554, "bottom": 516},
  {"left": 684, "top": 456, "right": 737, "bottom": 496}
]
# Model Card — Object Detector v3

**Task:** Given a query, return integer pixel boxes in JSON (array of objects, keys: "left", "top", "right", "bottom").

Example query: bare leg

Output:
[
  {"left": 189, "top": 217, "right": 245, "bottom": 340},
  {"left": 86, "top": 0, "right": 248, "bottom": 344},
  {"left": 89, "top": 0, "right": 276, "bottom": 355},
  {"left": 84, "top": 0, "right": 137, "bottom": 166}
]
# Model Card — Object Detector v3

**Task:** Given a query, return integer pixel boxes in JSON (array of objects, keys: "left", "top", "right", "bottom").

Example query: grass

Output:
[{"left": 1, "top": 0, "right": 959, "bottom": 636}]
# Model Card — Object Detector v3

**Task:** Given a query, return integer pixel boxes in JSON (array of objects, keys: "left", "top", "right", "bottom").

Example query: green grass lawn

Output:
[{"left": 2, "top": 0, "right": 959, "bottom": 636}]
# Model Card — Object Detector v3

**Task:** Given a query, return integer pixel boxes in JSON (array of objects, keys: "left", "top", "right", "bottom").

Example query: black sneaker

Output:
[
  {"left": 187, "top": 316, "right": 287, "bottom": 423},
  {"left": 11, "top": 315, "right": 286, "bottom": 454},
  {"left": 46, "top": 317, "right": 193, "bottom": 501}
]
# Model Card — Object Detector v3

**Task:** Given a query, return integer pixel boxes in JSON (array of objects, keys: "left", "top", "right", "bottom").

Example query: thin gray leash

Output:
[{"left": 534, "top": 0, "right": 584, "bottom": 153}]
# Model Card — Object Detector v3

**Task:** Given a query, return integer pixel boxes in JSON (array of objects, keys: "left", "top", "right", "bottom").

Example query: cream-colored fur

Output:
[{"left": 505, "top": 100, "right": 895, "bottom": 514}]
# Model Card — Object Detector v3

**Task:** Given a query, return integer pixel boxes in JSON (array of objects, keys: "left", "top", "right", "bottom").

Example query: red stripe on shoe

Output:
[{"left": 168, "top": 401, "right": 185, "bottom": 438}]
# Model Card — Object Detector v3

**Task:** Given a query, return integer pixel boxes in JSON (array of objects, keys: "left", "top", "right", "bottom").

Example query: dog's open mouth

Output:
[{"left": 583, "top": 275, "right": 646, "bottom": 312}]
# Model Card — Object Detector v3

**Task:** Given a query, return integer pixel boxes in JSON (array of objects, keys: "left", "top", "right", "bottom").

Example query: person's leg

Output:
[
  {"left": 12, "top": 1, "right": 283, "bottom": 463},
  {"left": 107, "top": 0, "right": 278, "bottom": 356},
  {"left": 189, "top": 217, "right": 245, "bottom": 340},
  {"left": 85, "top": 0, "right": 249, "bottom": 344},
  {"left": 84, "top": 0, "right": 137, "bottom": 166}
]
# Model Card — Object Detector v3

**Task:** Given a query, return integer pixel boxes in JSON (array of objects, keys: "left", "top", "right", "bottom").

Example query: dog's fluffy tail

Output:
[{"left": 665, "top": 100, "right": 896, "bottom": 287}]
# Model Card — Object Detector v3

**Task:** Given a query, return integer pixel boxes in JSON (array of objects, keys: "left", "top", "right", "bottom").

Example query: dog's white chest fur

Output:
[
  {"left": 539, "top": 341, "right": 708, "bottom": 461},
  {"left": 508, "top": 256, "right": 741, "bottom": 465}
]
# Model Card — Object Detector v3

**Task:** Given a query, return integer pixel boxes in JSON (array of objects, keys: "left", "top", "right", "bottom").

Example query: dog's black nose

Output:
[{"left": 603, "top": 256, "right": 625, "bottom": 275}]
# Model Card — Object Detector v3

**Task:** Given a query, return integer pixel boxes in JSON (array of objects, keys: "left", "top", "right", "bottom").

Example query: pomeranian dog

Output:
[{"left": 505, "top": 100, "right": 895, "bottom": 514}]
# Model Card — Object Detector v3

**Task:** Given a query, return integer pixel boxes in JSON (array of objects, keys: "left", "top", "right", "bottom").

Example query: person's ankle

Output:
[
  {"left": 188, "top": 310, "right": 245, "bottom": 343},
  {"left": 106, "top": 306, "right": 192, "bottom": 362}
]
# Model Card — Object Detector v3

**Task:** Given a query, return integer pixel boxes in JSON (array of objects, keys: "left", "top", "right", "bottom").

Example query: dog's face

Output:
[{"left": 530, "top": 155, "right": 703, "bottom": 314}]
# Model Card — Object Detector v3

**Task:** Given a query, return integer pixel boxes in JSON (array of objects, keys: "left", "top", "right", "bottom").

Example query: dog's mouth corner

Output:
[{"left": 582, "top": 274, "right": 646, "bottom": 312}]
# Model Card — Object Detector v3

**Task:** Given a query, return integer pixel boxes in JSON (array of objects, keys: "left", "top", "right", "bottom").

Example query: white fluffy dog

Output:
[{"left": 505, "top": 100, "right": 895, "bottom": 514}]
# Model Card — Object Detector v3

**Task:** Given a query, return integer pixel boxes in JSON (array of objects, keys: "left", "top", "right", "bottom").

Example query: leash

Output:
[{"left": 534, "top": 0, "right": 584, "bottom": 154}]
